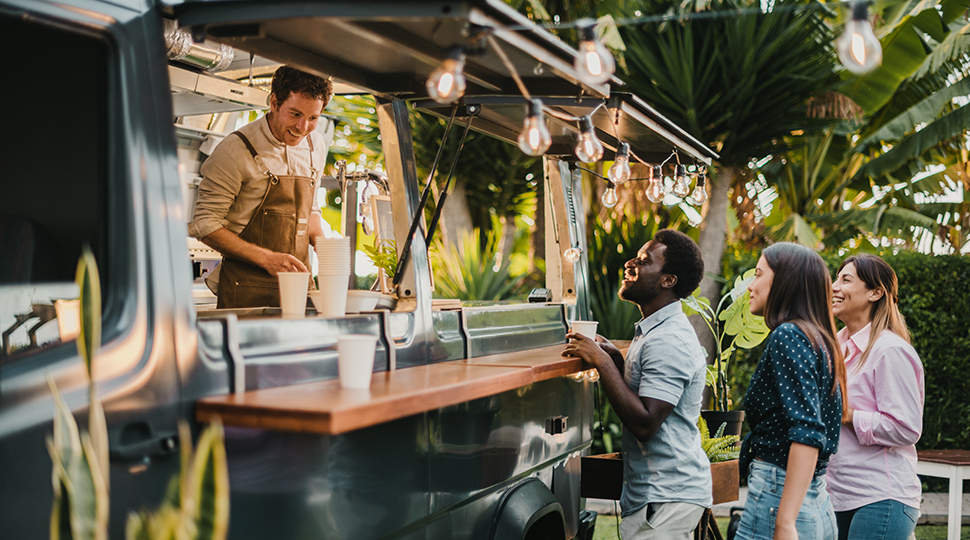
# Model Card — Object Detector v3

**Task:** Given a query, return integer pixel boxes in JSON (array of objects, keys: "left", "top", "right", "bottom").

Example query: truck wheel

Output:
[{"left": 489, "top": 478, "right": 565, "bottom": 540}]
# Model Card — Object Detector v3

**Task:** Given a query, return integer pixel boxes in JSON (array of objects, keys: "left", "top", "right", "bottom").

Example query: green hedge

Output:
[{"left": 725, "top": 249, "right": 970, "bottom": 452}]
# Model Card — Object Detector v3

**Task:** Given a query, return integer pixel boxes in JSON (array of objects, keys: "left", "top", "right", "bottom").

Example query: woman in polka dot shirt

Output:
[
  {"left": 826, "top": 255, "right": 923, "bottom": 540},
  {"left": 734, "top": 242, "right": 847, "bottom": 540}
]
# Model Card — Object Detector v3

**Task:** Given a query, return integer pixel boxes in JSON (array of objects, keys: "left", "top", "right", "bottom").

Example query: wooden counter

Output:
[{"left": 197, "top": 344, "right": 590, "bottom": 435}]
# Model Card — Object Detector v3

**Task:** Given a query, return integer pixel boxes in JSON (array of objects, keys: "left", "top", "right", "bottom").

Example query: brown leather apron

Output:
[{"left": 217, "top": 131, "right": 316, "bottom": 309}]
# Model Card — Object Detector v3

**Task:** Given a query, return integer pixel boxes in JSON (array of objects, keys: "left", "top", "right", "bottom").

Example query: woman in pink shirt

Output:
[{"left": 827, "top": 254, "right": 924, "bottom": 540}]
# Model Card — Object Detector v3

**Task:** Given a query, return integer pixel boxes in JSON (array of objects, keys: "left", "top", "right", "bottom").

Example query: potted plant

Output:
[
  {"left": 47, "top": 248, "right": 230, "bottom": 540},
  {"left": 682, "top": 269, "right": 769, "bottom": 436}
]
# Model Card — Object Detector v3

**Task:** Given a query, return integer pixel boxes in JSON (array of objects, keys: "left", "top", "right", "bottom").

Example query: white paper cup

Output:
[
  {"left": 278, "top": 272, "right": 310, "bottom": 317},
  {"left": 571, "top": 320, "right": 598, "bottom": 340},
  {"left": 311, "top": 273, "right": 350, "bottom": 317},
  {"left": 337, "top": 334, "right": 379, "bottom": 389}
]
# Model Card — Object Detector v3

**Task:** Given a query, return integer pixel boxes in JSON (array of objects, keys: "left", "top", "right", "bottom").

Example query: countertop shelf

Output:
[{"left": 197, "top": 344, "right": 587, "bottom": 435}]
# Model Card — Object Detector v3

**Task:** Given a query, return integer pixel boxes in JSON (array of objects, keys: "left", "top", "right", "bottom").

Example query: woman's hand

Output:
[{"left": 772, "top": 520, "right": 798, "bottom": 540}]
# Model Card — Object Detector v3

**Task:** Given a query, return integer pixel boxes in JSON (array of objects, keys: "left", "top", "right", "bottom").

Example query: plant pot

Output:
[
  {"left": 701, "top": 410, "right": 745, "bottom": 438},
  {"left": 579, "top": 453, "right": 740, "bottom": 504}
]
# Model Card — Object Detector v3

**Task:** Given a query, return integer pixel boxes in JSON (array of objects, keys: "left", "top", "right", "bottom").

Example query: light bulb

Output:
[
  {"left": 570, "top": 371, "right": 587, "bottom": 382},
  {"left": 563, "top": 247, "right": 582, "bottom": 263},
  {"left": 690, "top": 174, "right": 709, "bottom": 205},
  {"left": 426, "top": 48, "right": 466, "bottom": 103},
  {"left": 518, "top": 99, "right": 552, "bottom": 156},
  {"left": 837, "top": 2, "right": 882, "bottom": 75},
  {"left": 601, "top": 187, "right": 618, "bottom": 208},
  {"left": 584, "top": 369, "right": 600, "bottom": 383},
  {"left": 645, "top": 165, "right": 665, "bottom": 203},
  {"left": 575, "top": 116, "right": 604, "bottom": 162},
  {"left": 646, "top": 178, "right": 665, "bottom": 203},
  {"left": 672, "top": 164, "right": 691, "bottom": 198},
  {"left": 574, "top": 20, "right": 615, "bottom": 84},
  {"left": 607, "top": 142, "right": 632, "bottom": 184}
]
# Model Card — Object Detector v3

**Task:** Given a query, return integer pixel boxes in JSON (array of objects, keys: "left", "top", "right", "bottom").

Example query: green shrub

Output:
[
  {"left": 432, "top": 229, "right": 527, "bottom": 301},
  {"left": 882, "top": 251, "right": 970, "bottom": 451}
]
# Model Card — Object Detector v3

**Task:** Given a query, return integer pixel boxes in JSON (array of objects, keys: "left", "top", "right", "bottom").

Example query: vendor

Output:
[{"left": 189, "top": 66, "right": 333, "bottom": 309}]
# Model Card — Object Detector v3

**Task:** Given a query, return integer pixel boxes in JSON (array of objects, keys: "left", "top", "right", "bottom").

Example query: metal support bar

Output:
[
  {"left": 222, "top": 314, "right": 246, "bottom": 395},
  {"left": 340, "top": 175, "right": 358, "bottom": 290},
  {"left": 380, "top": 309, "right": 397, "bottom": 371}
]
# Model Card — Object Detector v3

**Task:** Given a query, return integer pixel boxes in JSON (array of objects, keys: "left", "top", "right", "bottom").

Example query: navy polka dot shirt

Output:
[{"left": 739, "top": 323, "right": 842, "bottom": 476}]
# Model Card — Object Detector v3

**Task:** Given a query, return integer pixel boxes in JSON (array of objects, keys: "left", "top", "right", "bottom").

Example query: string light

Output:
[
  {"left": 575, "top": 116, "right": 604, "bottom": 162},
  {"left": 837, "top": 1, "right": 881, "bottom": 74},
  {"left": 690, "top": 173, "right": 709, "bottom": 205},
  {"left": 601, "top": 186, "right": 618, "bottom": 208},
  {"left": 645, "top": 165, "right": 665, "bottom": 203},
  {"left": 608, "top": 142, "right": 632, "bottom": 184},
  {"left": 574, "top": 19, "right": 615, "bottom": 84},
  {"left": 518, "top": 99, "right": 552, "bottom": 156},
  {"left": 564, "top": 246, "right": 583, "bottom": 263},
  {"left": 426, "top": 47, "right": 466, "bottom": 103},
  {"left": 672, "top": 164, "right": 691, "bottom": 198}
]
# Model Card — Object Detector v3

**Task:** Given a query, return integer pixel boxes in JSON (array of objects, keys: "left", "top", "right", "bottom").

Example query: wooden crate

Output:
[{"left": 580, "top": 453, "right": 740, "bottom": 505}]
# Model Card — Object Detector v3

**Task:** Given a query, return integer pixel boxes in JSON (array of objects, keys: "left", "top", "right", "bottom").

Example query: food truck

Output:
[{"left": 0, "top": 0, "right": 717, "bottom": 538}]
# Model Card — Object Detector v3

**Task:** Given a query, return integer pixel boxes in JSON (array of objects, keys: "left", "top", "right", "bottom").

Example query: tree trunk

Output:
[
  {"left": 499, "top": 215, "right": 517, "bottom": 267},
  {"left": 692, "top": 164, "right": 736, "bottom": 370},
  {"left": 432, "top": 179, "right": 473, "bottom": 248}
]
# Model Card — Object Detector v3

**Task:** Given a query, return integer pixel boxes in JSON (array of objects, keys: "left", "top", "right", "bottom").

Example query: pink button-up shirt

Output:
[{"left": 826, "top": 323, "right": 924, "bottom": 511}]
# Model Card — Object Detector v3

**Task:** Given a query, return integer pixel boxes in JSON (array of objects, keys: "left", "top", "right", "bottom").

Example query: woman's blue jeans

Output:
[
  {"left": 835, "top": 499, "right": 919, "bottom": 540},
  {"left": 735, "top": 460, "right": 838, "bottom": 540}
]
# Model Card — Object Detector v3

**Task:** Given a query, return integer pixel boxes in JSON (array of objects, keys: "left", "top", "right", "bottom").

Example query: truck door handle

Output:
[{"left": 109, "top": 433, "right": 179, "bottom": 463}]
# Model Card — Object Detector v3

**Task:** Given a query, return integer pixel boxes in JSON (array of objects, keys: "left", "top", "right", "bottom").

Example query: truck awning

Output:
[{"left": 167, "top": 0, "right": 717, "bottom": 164}]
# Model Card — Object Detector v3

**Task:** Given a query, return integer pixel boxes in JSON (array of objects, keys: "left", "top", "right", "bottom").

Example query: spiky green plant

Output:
[
  {"left": 49, "top": 245, "right": 109, "bottom": 540},
  {"left": 432, "top": 229, "right": 526, "bottom": 301},
  {"left": 48, "top": 248, "right": 230, "bottom": 540},
  {"left": 125, "top": 422, "right": 229, "bottom": 540},
  {"left": 698, "top": 414, "right": 740, "bottom": 463}
]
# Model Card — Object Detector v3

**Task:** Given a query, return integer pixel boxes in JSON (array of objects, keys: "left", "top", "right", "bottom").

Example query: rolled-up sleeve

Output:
[
  {"left": 769, "top": 327, "right": 828, "bottom": 450},
  {"left": 853, "top": 344, "right": 924, "bottom": 447},
  {"left": 188, "top": 139, "right": 245, "bottom": 240}
]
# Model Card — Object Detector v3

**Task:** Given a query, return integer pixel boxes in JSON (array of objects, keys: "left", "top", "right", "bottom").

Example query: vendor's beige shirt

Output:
[{"left": 188, "top": 114, "right": 327, "bottom": 240}]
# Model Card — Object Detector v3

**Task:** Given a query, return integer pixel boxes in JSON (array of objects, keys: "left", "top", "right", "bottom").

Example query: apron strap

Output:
[
  {"left": 231, "top": 131, "right": 278, "bottom": 183},
  {"left": 306, "top": 132, "right": 317, "bottom": 179}
]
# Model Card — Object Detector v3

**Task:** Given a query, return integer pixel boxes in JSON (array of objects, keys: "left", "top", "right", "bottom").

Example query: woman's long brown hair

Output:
[
  {"left": 838, "top": 254, "right": 910, "bottom": 371},
  {"left": 762, "top": 243, "right": 847, "bottom": 410}
]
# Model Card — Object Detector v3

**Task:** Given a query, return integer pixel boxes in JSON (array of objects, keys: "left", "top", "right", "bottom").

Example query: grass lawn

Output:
[{"left": 592, "top": 515, "right": 969, "bottom": 539}]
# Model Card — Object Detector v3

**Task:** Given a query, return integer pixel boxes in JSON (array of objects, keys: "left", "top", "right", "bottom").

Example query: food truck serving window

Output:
[{"left": 0, "top": 13, "right": 111, "bottom": 362}]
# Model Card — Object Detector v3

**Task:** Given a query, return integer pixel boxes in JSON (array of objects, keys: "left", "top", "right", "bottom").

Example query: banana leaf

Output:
[
  {"left": 913, "top": 21, "right": 970, "bottom": 79},
  {"left": 854, "top": 76, "right": 970, "bottom": 153},
  {"left": 857, "top": 103, "right": 970, "bottom": 180},
  {"left": 840, "top": 0, "right": 970, "bottom": 114}
]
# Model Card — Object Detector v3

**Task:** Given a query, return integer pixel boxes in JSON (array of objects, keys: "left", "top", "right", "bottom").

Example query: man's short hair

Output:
[
  {"left": 271, "top": 65, "right": 333, "bottom": 107},
  {"left": 654, "top": 229, "right": 704, "bottom": 299}
]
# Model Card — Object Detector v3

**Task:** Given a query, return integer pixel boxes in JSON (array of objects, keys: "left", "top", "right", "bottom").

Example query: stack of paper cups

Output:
[{"left": 313, "top": 236, "right": 351, "bottom": 317}]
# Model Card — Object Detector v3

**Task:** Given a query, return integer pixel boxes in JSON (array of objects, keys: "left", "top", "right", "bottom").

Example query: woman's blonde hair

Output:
[{"left": 838, "top": 254, "right": 910, "bottom": 370}]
